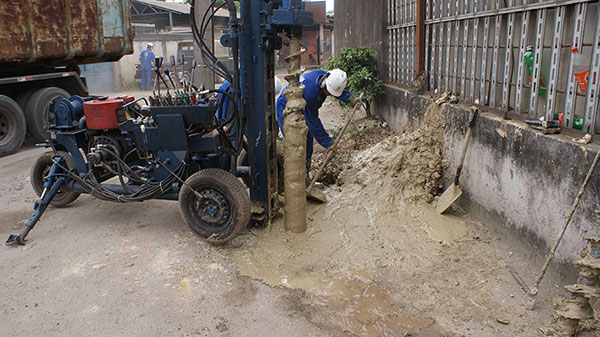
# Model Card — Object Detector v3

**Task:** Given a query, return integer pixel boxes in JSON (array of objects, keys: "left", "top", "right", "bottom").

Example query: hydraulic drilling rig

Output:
[{"left": 6, "top": 0, "right": 313, "bottom": 246}]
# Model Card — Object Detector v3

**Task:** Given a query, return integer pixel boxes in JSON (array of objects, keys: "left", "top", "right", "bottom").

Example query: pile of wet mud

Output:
[
  {"left": 311, "top": 115, "right": 391, "bottom": 186},
  {"left": 339, "top": 101, "right": 447, "bottom": 204}
]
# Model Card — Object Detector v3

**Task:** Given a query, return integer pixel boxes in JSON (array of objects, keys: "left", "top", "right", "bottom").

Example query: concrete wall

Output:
[{"left": 375, "top": 85, "right": 600, "bottom": 264}]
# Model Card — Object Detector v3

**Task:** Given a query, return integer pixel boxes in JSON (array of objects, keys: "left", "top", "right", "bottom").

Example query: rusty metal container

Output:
[{"left": 0, "top": 0, "right": 134, "bottom": 72}]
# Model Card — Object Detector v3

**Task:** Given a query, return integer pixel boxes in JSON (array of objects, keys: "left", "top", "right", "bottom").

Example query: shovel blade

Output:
[
  {"left": 307, "top": 189, "right": 327, "bottom": 203},
  {"left": 436, "top": 184, "right": 462, "bottom": 214}
]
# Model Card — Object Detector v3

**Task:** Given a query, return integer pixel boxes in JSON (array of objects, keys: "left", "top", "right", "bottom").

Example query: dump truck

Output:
[{"left": 0, "top": 0, "right": 133, "bottom": 155}]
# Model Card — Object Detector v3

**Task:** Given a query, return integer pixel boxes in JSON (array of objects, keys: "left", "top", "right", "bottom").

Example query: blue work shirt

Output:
[
  {"left": 216, "top": 81, "right": 240, "bottom": 142},
  {"left": 140, "top": 49, "right": 155, "bottom": 69},
  {"left": 276, "top": 69, "right": 352, "bottom": 150},
  {"left": 216, "top": 81, "right": 232, "bottom": 125}
]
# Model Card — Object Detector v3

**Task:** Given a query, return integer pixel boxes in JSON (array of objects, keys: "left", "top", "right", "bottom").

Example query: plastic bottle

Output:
[
  {"left": 554, "top": 112, "right": 563, "bottom": 124},
  {"left": 571, "top": 47, "right": 590, "bottom": 92},
  {"left": 553, "top": 112, "right": 583, "bottom": 130},
  {"left": 524, "top": 46, "right": 534, "bottom": 85},
  {"left": 573, "top": 114, "right": 584, "bottom": 130},
  {"left": 523, "top": 46, "right": 546, "bottom": 96}
]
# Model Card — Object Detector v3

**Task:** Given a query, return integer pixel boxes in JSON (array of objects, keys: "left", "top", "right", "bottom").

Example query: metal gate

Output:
[
  {"left": 387, "top": 0, "right": 600, "bottom": 134},
  {"left": 80, "top": 62, "right": 116, "bottom": 94}
]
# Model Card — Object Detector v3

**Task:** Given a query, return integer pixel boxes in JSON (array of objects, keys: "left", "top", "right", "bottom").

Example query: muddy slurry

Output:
[{"left": 232, "top": 100, "right": 555, "bottom": 336}]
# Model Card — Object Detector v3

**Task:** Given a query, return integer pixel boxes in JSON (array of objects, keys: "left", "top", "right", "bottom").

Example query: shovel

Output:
[
  {"left": 306, "top": 93, "right": 365, "bottom": 203},
  {"left": 522, "top": 150, "right": 600, "bottom": 310},
  {"left": 437, "top": 106, "right": 479, "bottom": 214}
]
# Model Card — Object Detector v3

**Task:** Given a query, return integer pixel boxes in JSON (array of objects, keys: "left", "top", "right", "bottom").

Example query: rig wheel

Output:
[
  {"left": 31, "top": 151, "right": 80, "bottom": 207},
  {"left": 179, "top": 168, "right": 250, "bottom": 244}
]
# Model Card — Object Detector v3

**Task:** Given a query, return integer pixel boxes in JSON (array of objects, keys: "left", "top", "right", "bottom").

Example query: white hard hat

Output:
[
  {"left": 274, "top": 77, "right": 282, "bottom": 96},
  {"left": 147, "top": 43, "right": 154, "bottom": 48},
  {"left": 323, "top": 69, "right": 348, "bottom": 97}
]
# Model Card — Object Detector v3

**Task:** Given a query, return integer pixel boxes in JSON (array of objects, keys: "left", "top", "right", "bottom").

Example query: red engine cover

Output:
[{"left": 83, "top": 96, "right": 134, "bottom": 130}]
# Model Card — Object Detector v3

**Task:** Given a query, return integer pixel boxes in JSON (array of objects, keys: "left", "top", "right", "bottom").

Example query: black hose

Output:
[
  {"left": 189, "top": 0, "right": 243, "bottom": 156},
  {"left": 191, "top": 0, "right": 232, "bottom": 81},
  {"left": 224, "top": 0, "right": 240, "bottom": 105}
]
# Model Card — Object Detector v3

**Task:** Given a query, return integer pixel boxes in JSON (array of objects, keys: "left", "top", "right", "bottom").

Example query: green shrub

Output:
[{"left": 325, "top": 47, "right": 383, "bottom": 116}]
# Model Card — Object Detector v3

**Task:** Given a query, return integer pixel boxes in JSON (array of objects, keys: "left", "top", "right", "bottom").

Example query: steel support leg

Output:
[{"left": 6, "top": 159, "right": 67, "bottom": 246}]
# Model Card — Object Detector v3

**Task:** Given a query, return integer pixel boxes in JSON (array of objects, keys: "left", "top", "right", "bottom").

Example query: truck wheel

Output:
[
  {"left": 179, "top": 168, "right": 250, "bottom": 244},
  {"left": 31, "top": 151, "right": 80, "bottom": 207},
  {"left": 25, "top": 87, "right": 69, "bottom": 143},
  {"left": 0, "top": 95, "right": 26, "bottom": 156},
  {"left": 15, "top": 90, "right": 35, "bottom": 111}
]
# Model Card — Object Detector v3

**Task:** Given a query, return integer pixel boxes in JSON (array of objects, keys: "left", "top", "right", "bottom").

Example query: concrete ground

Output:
[
  {"left": 0, "top": 91, "right": 579, "bottom": 337},
  {"left": 1, "top": 147, "right": 334, "bottom": 337}
]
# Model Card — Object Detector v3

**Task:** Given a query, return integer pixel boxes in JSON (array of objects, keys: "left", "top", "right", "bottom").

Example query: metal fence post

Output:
[{"left": 416, "top": 0, "right": 426, "bottom": 76}]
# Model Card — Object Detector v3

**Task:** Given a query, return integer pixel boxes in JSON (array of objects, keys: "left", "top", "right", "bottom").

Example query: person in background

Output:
[
  {"left": 276, "top": 69, "right": 359, "bottom": 176},
  {"left": 139, "top": 43, "right": 155, "bottom": 90}
]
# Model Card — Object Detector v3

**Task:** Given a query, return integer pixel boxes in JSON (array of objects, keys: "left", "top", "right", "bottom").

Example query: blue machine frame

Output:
[{"left": 6, "top": 0, "right": 313, "bottom": 246}]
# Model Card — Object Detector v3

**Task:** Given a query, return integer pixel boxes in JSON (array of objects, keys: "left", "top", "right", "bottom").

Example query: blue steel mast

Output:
[{"left": 237, "top": 0, "right": 312, "bottom": 224}]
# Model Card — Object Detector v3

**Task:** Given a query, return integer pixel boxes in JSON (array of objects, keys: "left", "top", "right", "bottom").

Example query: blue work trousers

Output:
[{"left": 141, "top": 67, "right": 152, "bottom": 90}]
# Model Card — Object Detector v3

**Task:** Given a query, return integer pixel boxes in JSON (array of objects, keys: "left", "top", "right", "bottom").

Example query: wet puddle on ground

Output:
[
  {"left": 232, "top": 187, "right": 468, "bottom": 336},
  {"left": 231, "top": 103, "right": 474, "bottom": 335}
]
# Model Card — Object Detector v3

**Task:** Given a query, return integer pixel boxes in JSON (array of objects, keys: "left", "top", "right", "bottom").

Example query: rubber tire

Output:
[
  {"left": 30, "top": 151, "right": 80, "bottom": 207},
  {"left": 179, "top": 168, "right": 250, "bottom": 244},
  {"left": 25, "top": 87, "right": 70, "bottom": 143},
  {"left": 0, "top": 95, "right": 27, "bottom": 156},
  {"left": 14, "top": 90, "right": 35, "bottom": 111}
]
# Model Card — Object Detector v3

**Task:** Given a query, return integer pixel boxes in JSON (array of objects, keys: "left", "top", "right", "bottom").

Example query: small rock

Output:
[
  {"left": 496, "top": 317, "right": 510, "bottom": 325},
  {"left": 572, "top": 133, "right": 592, "bottom": 144},
  {"left": 215, "top": 316, "right": 229, "bottom": 332}
]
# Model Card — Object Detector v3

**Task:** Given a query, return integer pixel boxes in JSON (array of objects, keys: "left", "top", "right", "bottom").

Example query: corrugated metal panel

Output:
[
  {"left": 132, "top": 0, "right": 190, "bottom": 14},
  {"left": 80, "top": 62, "right": 115, "bottom": 93},
  {"left": 0, "top": 0, "right": 133, "bottom": 70},
  {"left": 400, "top": 0, "right": 600, "bottom": 134}
]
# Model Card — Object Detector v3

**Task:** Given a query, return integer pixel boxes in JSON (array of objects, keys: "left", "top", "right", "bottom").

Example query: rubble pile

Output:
[{"left": 340, "top": 101, "right": 447, "bottom": 204}]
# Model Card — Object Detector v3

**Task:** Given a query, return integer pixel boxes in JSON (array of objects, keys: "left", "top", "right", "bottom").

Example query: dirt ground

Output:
[{"left": 0, "top": 91, "right": 591, "bottom": 336}]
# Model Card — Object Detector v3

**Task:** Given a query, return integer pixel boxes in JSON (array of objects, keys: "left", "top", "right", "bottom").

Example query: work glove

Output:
[
  {"left": 350, "top": 97, "right": 361, "bottom": 107},
  {"left": 326, "top": 144, "right": 337, "bottom": 156}
]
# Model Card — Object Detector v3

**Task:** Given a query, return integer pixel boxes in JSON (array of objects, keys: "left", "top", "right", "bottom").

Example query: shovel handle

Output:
[
  {"left": 307, "top": 93, "right": 364, "bottom": 192},
  {"left": 454, "top": 108, "right": 479, "bottom": 186}
]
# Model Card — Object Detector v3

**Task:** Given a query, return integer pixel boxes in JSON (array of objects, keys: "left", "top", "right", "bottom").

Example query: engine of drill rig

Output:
[
  {"left": 53, "top": 95, "right": 144, "bottom": 172},
  {"left": 84, "top": 96, "right": 136, "bottom": 168},
  {"left": 51, "top": 91, "right": 226, "bottom": 192}
]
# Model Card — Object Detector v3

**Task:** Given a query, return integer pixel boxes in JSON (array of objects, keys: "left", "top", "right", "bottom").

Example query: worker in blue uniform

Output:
[
  {"left": 139, "top": 43, "right": 155, "bottom": 90},
  {"left": 216, "top": 77, "right": 282, "bottom": 168},
  {"left": 216, "top": 77, "right": 282, "bottom": 132},
  {"left": 276, "top": 69, "right": 359, "bottom": 176}
]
